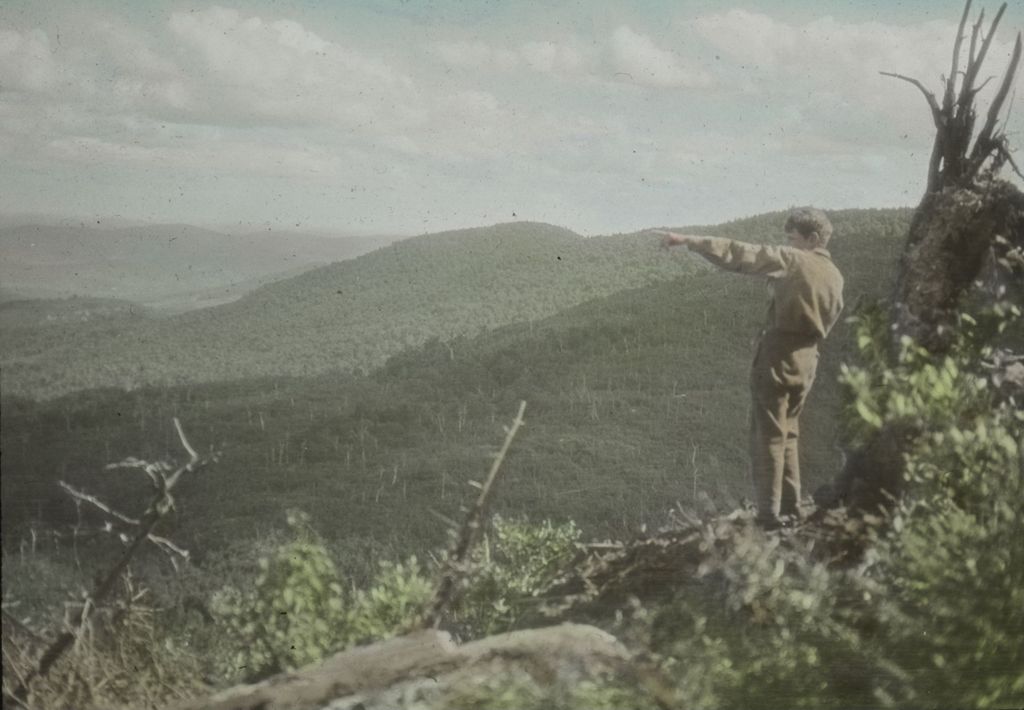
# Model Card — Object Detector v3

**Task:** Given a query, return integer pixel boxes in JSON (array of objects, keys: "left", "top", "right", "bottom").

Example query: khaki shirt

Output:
[{"left": 687, "top": 237, "right": 845, "bottom": 342}]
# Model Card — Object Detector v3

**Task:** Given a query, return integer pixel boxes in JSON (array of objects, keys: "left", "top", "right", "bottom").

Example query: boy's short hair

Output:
[{"left": 784, "top": 207, "right": 833, "bottom": 248}]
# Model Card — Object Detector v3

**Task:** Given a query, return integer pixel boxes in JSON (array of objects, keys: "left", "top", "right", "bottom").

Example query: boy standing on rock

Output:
[{"left": 654, "top": 208, "right": 844, "bottom": 528}]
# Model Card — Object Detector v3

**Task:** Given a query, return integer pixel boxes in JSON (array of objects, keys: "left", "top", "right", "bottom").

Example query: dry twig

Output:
[
  {"left": 8, "top": 419, "right": 213, "bottom": 704},
  {"left": 422, "top": 401, "right": 527, "bottom": 629}
]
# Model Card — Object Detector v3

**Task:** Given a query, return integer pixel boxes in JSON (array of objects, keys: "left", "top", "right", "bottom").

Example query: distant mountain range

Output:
[
  {"left": 0, "top": 211, "right": 915, "bottom": 400},
  {"left": 0, "top": 207, "right": 913, "bottom": 546},
  {"left": 0, "top": 222, "right": 398, "bottom": 309},
  {"left": 1, "top": 220, "right": 697, "bottom": 398}
]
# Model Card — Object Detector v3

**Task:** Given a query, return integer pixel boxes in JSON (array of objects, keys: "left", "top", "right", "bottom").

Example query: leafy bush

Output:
[
  {"left": 456, "top": 516, "right": 581, "bottom": 637},
  {"left": 634, "top": 301, "right": 1023, "bottom": 709},
  {"left": 210, "top": 510, "right": 346, "bottom": 679},
  {"left": 871, "top": 340, "right": 1024, "bottom": 707},
  {"left": 838, "top": 303, "right": 1024, "bottom": 707},
  {"left": 647, "top": 524, "right": 898, "bottom": 710},
  {"left": 345, "top": 557, "right": 433, "bottom": 645}
]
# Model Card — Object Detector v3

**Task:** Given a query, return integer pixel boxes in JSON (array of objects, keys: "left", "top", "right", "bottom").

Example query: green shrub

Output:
[
  {"left": 456, "top": 516, "right": 581, "bottom": 637},
  {"left": 876, "top": 392, "right": 1024, "bottom": 707},
  {"left": 210, "top": 510, "right": 346, "bottom": 680},
  {"left": 839, "top": 302, "right": 1024, "bottom": 707},
  {"left": 345, "top": 557, "right": 433, "bottom": 645},
  {"left": 648, "top": 525, "right": 898, "bottom": 710}
]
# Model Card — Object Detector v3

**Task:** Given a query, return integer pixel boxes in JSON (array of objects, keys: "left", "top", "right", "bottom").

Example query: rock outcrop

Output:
[{"left": 170, "top": 623, "right": 646, "bottom": 710}]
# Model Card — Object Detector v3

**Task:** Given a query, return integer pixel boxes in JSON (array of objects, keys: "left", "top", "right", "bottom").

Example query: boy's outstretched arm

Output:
[{"left": 651, "top": 229, "right": 792, "bottom": 277}]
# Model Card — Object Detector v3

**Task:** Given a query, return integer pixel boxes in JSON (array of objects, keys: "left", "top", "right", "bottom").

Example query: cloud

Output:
[
  {"left": 609, "top": 25, "right": 712, "bottom": 88},
  {"left": 431, "top": 28, "right": 712, "bottom": 89},
  {"left": 692, "top": 10, "right": 1017, "bottom": 119},
  {"left": 433, "top": 40, "right": 522, "bottom": 71},
  {"left": 431, "top": 37, "right": 590, "bottom": 75},
  {"left": 0, "top": 29, "right": 60, "bottom": 93},
  {"left": 45, "top": 133, "right": 343, "bottom": 176},
  {"left": 167, "top": 6, "right": 415, "bottom": 126},
  {"left": 520, "top": 40, "right": 587, "bottom": 73}
]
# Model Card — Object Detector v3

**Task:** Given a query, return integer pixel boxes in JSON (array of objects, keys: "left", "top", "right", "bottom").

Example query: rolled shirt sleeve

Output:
[
  {"left": 685, "top": 236, "right": 844, "bottom": 341},
  {"left": 686, "top": 237, "right": 794, "bottom": 278}
]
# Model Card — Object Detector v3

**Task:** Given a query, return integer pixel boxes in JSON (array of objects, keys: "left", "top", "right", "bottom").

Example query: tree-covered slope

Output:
[
  {"left": 1, "top": 208, "right": 910, "bottom": 550},
  {"left": 0, "top": 221, "right": 692, "bottom": 398},
  {"left": 1, "top": 211, "right": 909, "bottom": 400}
]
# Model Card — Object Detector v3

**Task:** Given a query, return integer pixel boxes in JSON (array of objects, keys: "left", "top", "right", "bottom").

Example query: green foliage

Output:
[
  {"left": 345, "top": 557, "right": 433, "bottom": 645},
  {"left": 457, "top": 516, "right": 581, "bottom": 637},
  {"left": 210, "top": 510, "right": 346, "bottom": 679},
  {"left": 879, "top": 494, "right": 1024, "bottom": 708},
  {"left": 637, "top": 291, "right": 1023, "bottom": 709},
  {"left": 648, "top": 526, "right": 897, "bottom": 709},
  {"left": 837, "top": 294, "right": 1024, "bottom": 708},
  {"left": 841, "top": 316, "right": 987, "bottom": 443},
  {"left": 3, "top": 208, "right": 909, "bottom": 550}
]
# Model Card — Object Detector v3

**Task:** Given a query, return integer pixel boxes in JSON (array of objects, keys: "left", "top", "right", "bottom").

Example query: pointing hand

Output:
[{"left": 652, "top": 229, "right": 691, "bottom": 250}]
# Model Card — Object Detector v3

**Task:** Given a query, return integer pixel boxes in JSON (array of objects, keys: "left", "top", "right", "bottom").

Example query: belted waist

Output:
[
  {"left": 753, "top": 329, "right": 821, "bottom": 372},
  {"left": 757, "top": 328, "right": 821, "bottom": 347}
]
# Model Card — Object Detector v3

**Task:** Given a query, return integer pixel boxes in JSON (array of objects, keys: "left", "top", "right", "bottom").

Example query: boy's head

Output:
[{"left": 784, "top": 207, "right": 833, "bottom": 249}]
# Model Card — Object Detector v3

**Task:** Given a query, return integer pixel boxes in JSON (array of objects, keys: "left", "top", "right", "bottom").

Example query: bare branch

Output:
[
  {"left": 970, "top": 75, "right": 995, "bottom": 95},
  {"left": 12, "top": 421, "right": 214, "bottom": 703},
  {"left": 104, "top": 457, "right": 171, "bottom": 473},
  {"left": 968, "top": 8, "right": 984, "bottom": 68},
  {"left": 1003, "top": 146, "right": 1024, "bottom": 179},
  {"left": 423, "top": 401, "right": 527, "bottom": 629},
  {"left": 166, "top": 417, "right": 202, "bottom": 489},
  {"left": 969, "top": 31, "right": 1023, "bottom": 170},
  {"left": 59, "top": 482, "right": 140, "bottom": 526},
  {"left": 947, "top": 0, "right": 973, "bottom": 111},
  {"left": 147, "top": 534, "right": 190, "bottom": 560},
  {"left": 2, "top": 609, "right": 48, "bottom": 646},
  {"left": 880, "top": 72, "right": 943, "bottom": 125},
  {"left": 174, "top": 417, "right": 198, "bottom": 462},
  {"left": 965, "top": 2, "right": 1007, "bottom": 90}
]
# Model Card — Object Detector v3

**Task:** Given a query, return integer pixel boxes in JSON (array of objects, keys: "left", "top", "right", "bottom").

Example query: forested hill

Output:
[
  {"left": 0, "top": 211, "right": 911, "bottom": 401},
  {"left": 1, "top": 221, "right": 686, "bottom": 399},
  {"left": 2, "top": 207, "right": 911, "bottom": 548}
]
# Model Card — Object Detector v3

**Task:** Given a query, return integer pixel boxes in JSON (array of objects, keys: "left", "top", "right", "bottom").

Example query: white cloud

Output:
[
  {"left": 431, "top": 29, "right": 712, "bottom": 88},
  {"left": 168, "top": 7, "right": 407, "bottom": 91},
  {"left": 433, "top": 40, "right": 520, "bottom": 70},
  {"left": 0, "top": 29, "right": 60, "bottom": 93},
  {"left": 609, "top": 25, "right": 712, "bottom": 88},
  {"left": 166, "top": 6, "right": 415, "bottom": 127},
  {"left": 520, "top": 40, "right": 587, "bottom": 73},
  {"left": 2, "top": 2, "right": 1019, "bottom": 234},
  {"left": 431, "top": 37, "right": 591, "bottom": 76},
  {"left": 45, "top": 134, "right": 343, "bottom": 176},
  {"left": 692, "top": 10, "right": 1017, "bottom": 123}
]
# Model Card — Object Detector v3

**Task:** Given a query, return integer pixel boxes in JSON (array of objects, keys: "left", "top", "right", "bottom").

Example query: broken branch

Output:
[{"left": 422, "top": 401, "right": 527, "bottom": 629}]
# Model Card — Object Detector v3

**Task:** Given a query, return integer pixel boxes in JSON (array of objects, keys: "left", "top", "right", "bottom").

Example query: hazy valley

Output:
[{"left": 2, "top": 208, "right": 910, "bottom": 549}]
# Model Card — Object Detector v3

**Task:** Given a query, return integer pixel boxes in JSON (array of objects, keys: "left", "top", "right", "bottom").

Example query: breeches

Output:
[{"left": 748, "top": 342, "right": 818, "bottom": 518}]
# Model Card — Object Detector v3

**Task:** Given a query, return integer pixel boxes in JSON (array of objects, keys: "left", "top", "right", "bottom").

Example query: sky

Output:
[{"left": 1, "top": 0, "right": 1021, "bottom": 236}]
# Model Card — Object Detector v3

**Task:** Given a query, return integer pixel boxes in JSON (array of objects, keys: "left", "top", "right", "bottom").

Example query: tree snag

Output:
[
  {"left": 835, "top": 1, "right": 1024, "bottom": 512},
  {"left": 883, "top": 0, "right": 1022, "bottom": 354}
]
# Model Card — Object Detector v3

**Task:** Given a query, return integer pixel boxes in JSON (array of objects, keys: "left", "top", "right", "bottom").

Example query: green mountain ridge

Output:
[
  {"left": 0, "top": 220, "right": 695, "bottom": 399},
  {"left": 1, "top": 207, "right": 911, "bottom": 551}
]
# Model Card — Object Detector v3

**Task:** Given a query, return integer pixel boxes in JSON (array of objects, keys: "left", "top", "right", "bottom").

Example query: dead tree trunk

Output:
[
  {"left": 834, "top": 1, "right": 1023, "bottom": 511},
  {"left": 884, "top": 0, "right": 1023, "bottom": 353}
]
